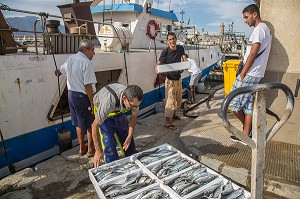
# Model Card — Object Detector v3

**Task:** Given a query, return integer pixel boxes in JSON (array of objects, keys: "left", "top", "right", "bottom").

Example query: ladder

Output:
[{"left": 102, "top": 0, "right": 114, "bottom": 26}]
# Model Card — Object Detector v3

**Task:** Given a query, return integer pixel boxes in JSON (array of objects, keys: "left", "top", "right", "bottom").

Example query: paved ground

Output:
[{"left": 0, "top": 88, "right": 299, "bottom": 199}]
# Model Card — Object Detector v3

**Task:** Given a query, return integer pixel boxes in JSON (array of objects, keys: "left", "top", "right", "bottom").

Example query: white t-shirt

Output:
[
  {"left": 243, "top": 22, "right": 272, "bottom": 77},
  {"left": 187, "top": 58, "right": 202, "bottom": 75},
  {"left": 60, "top": 52, "right": 97, "bottom": 94}
]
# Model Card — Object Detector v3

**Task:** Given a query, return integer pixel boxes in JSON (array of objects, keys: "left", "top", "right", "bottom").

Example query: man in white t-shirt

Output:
[
  {"left": 228, "top": 4, "right": 272, "bottom": 144},
  {"left": 55, "top": 39, "right": 97, "bottom": 156},
  {"left": 187, "top": 57, "right": 202, "bottom": 103}
]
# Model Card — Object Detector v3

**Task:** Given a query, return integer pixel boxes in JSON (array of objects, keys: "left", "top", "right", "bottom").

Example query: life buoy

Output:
[{"left": 147, "top": 20, "right": 160, "bottom": 39}]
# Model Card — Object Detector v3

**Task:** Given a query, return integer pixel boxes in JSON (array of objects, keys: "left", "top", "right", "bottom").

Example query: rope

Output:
[
  {"left": 153, "top": 37, "right": 162, "bottom": 100},
  {"left": 123, "top": 51, "right": 129, "bottom": 86}
]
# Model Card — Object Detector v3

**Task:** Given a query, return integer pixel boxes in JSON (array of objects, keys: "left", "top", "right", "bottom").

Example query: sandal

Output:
[
  {"left": 164, "top": 124, "right": 177, "bottom": 130},
  {"left": 86, "top": 152, "right": 94, "bottom": 158},
  {"left": 78, "top": 148, "right": 87, "bottom": 156}
]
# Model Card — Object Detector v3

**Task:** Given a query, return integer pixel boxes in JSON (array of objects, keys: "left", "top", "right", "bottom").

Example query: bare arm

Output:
[
  {"left": 123, "top": 109, "right": 138, "bottom": 151},
  {"left": 85, "top": 84, "right": 94, "bottom": 114},
  {"left": 182, "top": 54, "right": 187, "bottom": 61},
  {"left": 240, "top": 43, "right": 261, "bottom": 80},
  {"left": 155, "top": 61, "right": 162, "bottom": 74},
  {"left": 92, "top": 119, "right": 104, "bottom": 167}
]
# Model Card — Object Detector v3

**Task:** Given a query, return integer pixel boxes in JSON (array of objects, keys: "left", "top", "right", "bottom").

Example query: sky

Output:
[{"left": 1, "top": 0, "right": 255, "bottom": 37}]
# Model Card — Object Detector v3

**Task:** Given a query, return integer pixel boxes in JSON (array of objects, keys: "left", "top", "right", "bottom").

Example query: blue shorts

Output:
[
  {"left": 228, "top": 75, "right": 262, "bottom": 115},
  {"left": 68, "top": 91, "right": 94, "bottom": 131}
]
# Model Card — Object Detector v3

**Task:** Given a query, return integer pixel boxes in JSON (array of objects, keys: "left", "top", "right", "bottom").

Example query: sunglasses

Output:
[{"left": 126, "top": 97, "right": 139, "bottom": 108}]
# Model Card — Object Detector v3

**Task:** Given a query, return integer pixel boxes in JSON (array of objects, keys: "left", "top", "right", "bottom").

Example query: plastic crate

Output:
[
  {"left": 88, "top": 144, "right": 251, "bottom": 199},
  {"left": 222, "top": 59, "right": 241, "bottom": 96}
]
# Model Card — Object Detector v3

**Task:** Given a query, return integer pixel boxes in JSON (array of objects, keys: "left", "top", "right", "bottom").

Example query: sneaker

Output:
[{"left": 230, "top": 135, "right": 247, "bottom": 145}]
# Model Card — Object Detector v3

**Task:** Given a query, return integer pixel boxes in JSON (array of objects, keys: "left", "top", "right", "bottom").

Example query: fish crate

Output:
[
  {"left": 88, "top": 143, "right": 251, "bottom": 198},
  {"left": 97, "top": 169, "right": 156, "bottom": 199},
  {"left": 88, "top": 156, "right": 139, "bottom": 185},
  {"left": 146, "top": 153, "right": 199, "bottom": 180},
  {"left": 134, "top": 143, "right": 180, "bottom": 166},
  {"left": 129, "top": 183, "right": 175, "bottom": 199},
  {"left": 162, "top": 165, "right": 222, "bottom": 198}
]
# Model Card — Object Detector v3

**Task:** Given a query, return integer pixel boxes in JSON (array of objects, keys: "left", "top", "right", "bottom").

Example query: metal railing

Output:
[
  {"left": 220, "top": 82, "right": 294, "bottom": 198},
  {"left": 0, "top": 3, "right": 123, "bottom": 55}
]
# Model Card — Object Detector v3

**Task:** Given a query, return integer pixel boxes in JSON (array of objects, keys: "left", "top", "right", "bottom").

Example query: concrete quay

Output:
[{"left": 0, "top": 87, "right": 299, "bottom": 199}]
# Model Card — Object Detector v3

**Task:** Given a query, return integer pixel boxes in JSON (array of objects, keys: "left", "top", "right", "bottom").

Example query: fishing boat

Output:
[{"left": 0, "top": 0, "right": 221, "bottom": 178}]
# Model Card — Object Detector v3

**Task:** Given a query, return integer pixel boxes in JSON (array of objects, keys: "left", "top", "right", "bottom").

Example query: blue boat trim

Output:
[
  {"left": 150, "top": 8, "right": 178, "bottom": 21},
  {"left": 0, "top": 61, "right": 218, "bottom": 171},
  {"left": 90, "top": 4, "right": 143, "bottom": 13},
  {"left": 90, "top": 4, "right": 178, "bottom": 21}
]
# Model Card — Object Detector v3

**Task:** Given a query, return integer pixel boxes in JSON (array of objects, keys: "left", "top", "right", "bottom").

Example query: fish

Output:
[
  {"left": 221, "top": 181, "right": 234, "bottom": 196},
  {"left": 181, "top": 183, "right": 200, "bottom": 196},
  {"left": 225, "top": 187, "right": 244, "bottom": 199}
]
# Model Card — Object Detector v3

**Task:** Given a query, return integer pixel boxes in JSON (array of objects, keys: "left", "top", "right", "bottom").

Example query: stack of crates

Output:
[
  {"left": 222, "top": 59, "right": 241, "bottom": 96},
  {"left": 89, "top": 143, "right": 251, "bottom": 198}
]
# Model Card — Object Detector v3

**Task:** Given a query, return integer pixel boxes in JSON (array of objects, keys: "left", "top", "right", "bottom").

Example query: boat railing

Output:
[
  {"left": 220, "top": 83, "right": 294, "bottom": 198},
  {"left": 0, "top": 3, "right": 124, "bottom": 55}
]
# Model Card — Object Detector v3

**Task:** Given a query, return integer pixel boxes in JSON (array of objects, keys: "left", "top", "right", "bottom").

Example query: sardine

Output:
[
  {"left": 225, "top": 187, "right": 244, "bottom": 199},
  {"left": 221, "top": 181, "right": 234, "bottom": 196},
  {"left": 181, "top": 183, "right": 200, "bottom": 196}
]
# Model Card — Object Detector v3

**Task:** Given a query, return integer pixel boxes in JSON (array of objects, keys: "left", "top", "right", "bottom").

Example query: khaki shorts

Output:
[{"left": 165, "top": 78, "right": 182, "bottom": 118}]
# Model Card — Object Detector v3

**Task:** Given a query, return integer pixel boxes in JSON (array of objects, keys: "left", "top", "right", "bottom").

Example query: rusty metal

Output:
[
  {"left": 220, "top": 82, "right": 295, "bottom": 199},
  {"left": 295, "top": 79, "right": 300, "bottom": 97}
]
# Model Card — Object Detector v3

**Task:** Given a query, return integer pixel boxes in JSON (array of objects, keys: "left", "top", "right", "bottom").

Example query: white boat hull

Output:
[{"left": 0, "top": 46, "right": 221, "bottom": 178}]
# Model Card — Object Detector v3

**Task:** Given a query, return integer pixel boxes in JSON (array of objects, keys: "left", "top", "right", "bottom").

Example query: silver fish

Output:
[
  {"left": 221, "top": 181, "right": 234, "bottom": 196},
  {"left": 181, "top": 183, "right": 200, "bottom": 196},
  {"left": 225, "top": 187, "right": 244, "bottom": 199}
]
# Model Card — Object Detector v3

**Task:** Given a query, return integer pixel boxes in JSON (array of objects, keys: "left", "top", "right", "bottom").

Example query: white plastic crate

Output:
[
  {"left": 88, "top": 143, "right": 251, "bottom": 199},
  {"left": 157, "top": 61, "right": 191, "bottom": 73},
  {"left": 98, "top": 169, "right": 155, "bottom": 198}
]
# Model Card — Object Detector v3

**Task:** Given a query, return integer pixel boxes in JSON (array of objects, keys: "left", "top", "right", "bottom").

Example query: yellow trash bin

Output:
[{"left": 222, "top": 59, "right": 241, "bottom": 96}]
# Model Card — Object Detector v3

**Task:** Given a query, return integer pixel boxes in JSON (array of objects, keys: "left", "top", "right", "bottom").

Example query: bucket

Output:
[
  {"left": 196, "top": 83, "right": 205, "bottom": 93},
  {"left": 57, "top": 128, "right": 72, "bottom": 153}
]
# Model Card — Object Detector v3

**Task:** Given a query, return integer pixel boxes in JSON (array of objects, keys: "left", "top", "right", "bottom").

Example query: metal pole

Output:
[
  {"left": 251, "top": 89, "right": 267, "bottom": 199},
  {"left": 34, "top": 19, "right": 40, "bottom": 55}
]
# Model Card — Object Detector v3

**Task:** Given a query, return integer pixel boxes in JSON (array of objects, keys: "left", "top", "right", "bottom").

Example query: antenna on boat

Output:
[{"left": 180, "top": 10, "right": 185, "bottom": 27}]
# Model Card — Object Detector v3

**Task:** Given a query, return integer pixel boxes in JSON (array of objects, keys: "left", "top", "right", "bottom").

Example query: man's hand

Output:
[
  {"left": 55, "top": 69, "right": 61, "bottom": 77},
  {"left": 123, "top": 135, "right": 132, "bottom": 151},
  {"left": 155, "top": 65, "right": 159, "bottom": 74},
  {"left": 93, "top": 150, "right": 105, "bottom": 168},
  {"left": 239, "top": 72, "right": 246, "bottom": 80}
]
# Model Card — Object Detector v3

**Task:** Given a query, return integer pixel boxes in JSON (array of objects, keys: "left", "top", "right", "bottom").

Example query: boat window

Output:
[
  {"left": 211, "top": 54, "right": 213, "bottom": 59},
  {"left": 218, "top": 52, "right": 220, "bottom": 57},
  {"left": 122, "top": 22, "right": 130, "bottom": 30},
  {"left": 161, "top": 25, "right": 170, "bottom": 37},
  {"left": 202, "top": 57, "right": 204, "bottom": 62}
]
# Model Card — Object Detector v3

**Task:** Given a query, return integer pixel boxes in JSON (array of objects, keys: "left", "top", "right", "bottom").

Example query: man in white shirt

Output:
[
  {"left": 187, "top": 57, "right": 202, "bottom": 103},
  {"left": 55, "top": 39, "right": 97, "bottom": 156},
  {"left": 228, "top": 4, "right": 272, "bottom": 144}
]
